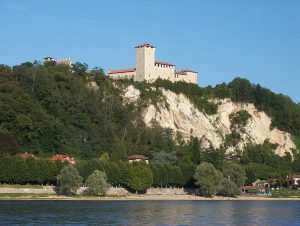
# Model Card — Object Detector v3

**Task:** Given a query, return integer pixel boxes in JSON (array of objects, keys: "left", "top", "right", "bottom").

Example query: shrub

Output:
[
  {"left": 57, "top": 165, "right": 83, "bottom": 196},
  {"left": 86, "top": 170, "right": 110, "bottom": 196},
  {"left": 194, "top": 162, "right": 223, "bottom": 196}
]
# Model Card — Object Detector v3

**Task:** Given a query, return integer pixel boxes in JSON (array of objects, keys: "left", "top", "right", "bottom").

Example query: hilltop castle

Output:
[
  {"left": 108, "top": 43, "right": 198, "bottom": 84},
  {"left": 44, "top": 57, "right": 72, "bottom": 67}
]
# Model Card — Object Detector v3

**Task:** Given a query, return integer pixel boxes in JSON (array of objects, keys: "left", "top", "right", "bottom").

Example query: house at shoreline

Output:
[
  {"left": 108, "top": 43, "right": 198, "bottom": 84},
  {"left": 128, "top": 155, "right": 149, "bottom": 164}
]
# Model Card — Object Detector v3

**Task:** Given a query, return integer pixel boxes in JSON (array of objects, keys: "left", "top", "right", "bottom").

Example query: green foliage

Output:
[
  {"left": 222, "top": 163, "right": 246, "bottom": 188},
  {"left": 240, "top": 141, "right": 293, "bottom": 184},
  {"left": 152, "top": 79, "right": 218, "bottom": 115},
  {"left": 0, "top": 132, "right": 20, "bottom": 155},
  {"left": 194, "top": 162, "right": 224, "bottom": 196},
  {"left": 241, "top": 141, "right": 281, "bottom": 166},
  {"left": 150, "top": 151, "right": 177, "bottom": 163},
  {"left": 179, "top": 162, "right": 196, "bottom": 187},
  {"left": 71, "top": 62, "right": 88, "bottom": 76},
  {"left": 272, "top": 190, "right": 300, "bottom": 198},
  {"left": 230, "top": 110, "right": 252, "bottom": 128},
  {"left": 150, "top": 163, "right": 184, "bottom": 187},
  {"left": 126, "top": 163, "right": 153, "bottom": 192},
  {"left": 0, "top": 156, "right": 57, "bottom": 184},
  {"left": 201, "top": 148, "right": 226, "bottom": 170},
  {"left": 57, "top": 165, "right": 83, "bottom": 195},
  {"left": 228, "top": 78, "right": 300, "bottom": 135},
  {"left": 292, "top": 135, "right": 300, "bottom": 151},
  {"left": 219, "top": 178, "right": 240, "bottom": 197},
  {"left": 189, "top": 137, "right": 202, "bottom": 164},
  {"left": 224, "top": 131, "right": 241, "bottom": 147},
  {"left": 229, "top": 77, "right": 254, "bottom": 103},
  {"left": 86, "top": 170, "right": 110, "bottom": 196},
  {"left": 0, "top": 62, "right": 181, "bottom": 158},
  {"left": 242, "top": 163, "right": 287, "bottom": 185}
]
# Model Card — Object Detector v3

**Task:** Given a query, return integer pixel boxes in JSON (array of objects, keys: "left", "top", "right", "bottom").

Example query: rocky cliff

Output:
[{"left": 122, "top": 85, "right": 296, "bottom": 157}]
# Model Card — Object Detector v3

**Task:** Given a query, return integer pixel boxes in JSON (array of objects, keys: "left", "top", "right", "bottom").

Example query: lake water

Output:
[{"left": 0, "top": 200, "right": 300, "bottom": 225}]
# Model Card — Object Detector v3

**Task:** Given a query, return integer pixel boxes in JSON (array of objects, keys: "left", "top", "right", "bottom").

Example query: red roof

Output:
[
  {"left": 128, "top": 155, "right": 148, "bottom": 160},
  {"left": 108, "top": 68, "right": 136, "bottom": 74},
  {"left": 176, "top": 70, "right": 197, "bottom": 75},
  {"left": 19, "top": 152, "right": 35, "bottom": 159},
  {"left": 135, "top": 43, "right": 155, "bottom": 48},
  {"left": 155, "top": 61, "right": 175, "bottom": 66},
  {"left": 176, "top": 71, "right": 187, "bottom": 75},
  {"left": 51, "top": 154, "right": 76, "bottom": 164}
]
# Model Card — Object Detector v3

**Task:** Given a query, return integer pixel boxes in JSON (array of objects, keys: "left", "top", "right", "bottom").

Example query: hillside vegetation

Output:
[{"left": 0, "top": 61, "right": 300, "bottom": 186}]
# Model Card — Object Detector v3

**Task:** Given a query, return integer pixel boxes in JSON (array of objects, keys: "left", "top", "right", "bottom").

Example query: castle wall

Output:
[
  {"left": 109, "top": 71, "right": 135, "bottom": 80},
  {"left": 154, "top": 64, "right": 175, "bottom": 82},
  {"left": 175, "top": 71, "right": 197, "bottom": 84},
  {"left": 109, "top": 43, "right": 198, "bottom": 84}
]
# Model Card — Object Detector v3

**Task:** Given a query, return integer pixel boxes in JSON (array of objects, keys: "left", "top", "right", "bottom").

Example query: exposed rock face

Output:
[{"left": 122, "top": 85, "right": 296, "bottom": 157}]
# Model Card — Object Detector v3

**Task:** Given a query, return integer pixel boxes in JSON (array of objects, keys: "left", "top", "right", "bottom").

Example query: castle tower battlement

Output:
[
  {"left": 135, "top": 43, "right": 156, "bottom": 82},
  {"left": 108, "top": 43, "right": 198, "bottom": 84}
]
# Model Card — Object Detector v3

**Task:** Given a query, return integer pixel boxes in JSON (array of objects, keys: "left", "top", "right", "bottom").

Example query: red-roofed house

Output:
[
  {"left": 108, "top": 68, "right": 136, "bottom": 80},
  {"left": 50, "top": 154, "right": 76, "bottom": 164},
  {"left": 19, "top": 152, "right": 36, "bottom": 159},
  {"left": 108, "top": 43, "right": 198, "bottom": 84},
  {"left": 128, "top": 155, "right": 149, "bottom": 164}
]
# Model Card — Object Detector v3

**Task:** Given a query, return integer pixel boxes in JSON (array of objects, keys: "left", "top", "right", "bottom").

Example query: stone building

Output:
[
  {"left": 108, "top": 43, "right": 198, "bottom": 84},
  {"left": 44, "top": 57, "right": 72, "bottom": 67}
]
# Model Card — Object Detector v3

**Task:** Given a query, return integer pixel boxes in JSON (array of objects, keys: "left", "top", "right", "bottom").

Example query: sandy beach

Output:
[{"left": 1, "top": 194, "right": 300, "bottom": 201}]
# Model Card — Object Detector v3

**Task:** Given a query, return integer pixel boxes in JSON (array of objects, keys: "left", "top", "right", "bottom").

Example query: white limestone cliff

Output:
[{"left": 122, "top": 85, "right": 297, "bottom": 157}]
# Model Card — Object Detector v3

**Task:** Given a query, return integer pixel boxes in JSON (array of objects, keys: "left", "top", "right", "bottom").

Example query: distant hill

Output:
[{"left": 0, "top": 62, "right": 299, "bottom": 163}]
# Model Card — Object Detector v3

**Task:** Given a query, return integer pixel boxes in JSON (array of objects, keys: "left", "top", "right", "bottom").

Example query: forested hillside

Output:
[{"left": 0, "top": 61, "right": 300, "bottom": 185}]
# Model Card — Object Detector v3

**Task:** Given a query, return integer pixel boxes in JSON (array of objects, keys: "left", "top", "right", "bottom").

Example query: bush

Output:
[
  {"left": 222, "top": 163, "right": 246, "bottom": 188},
  {"left": 126, "top": 164, "right": 153, "bottom": 193},
  {"left": 219, "top": 178, "right": 240, "bottom": 197},
  {"left": 86, "top": 170, "right": 110, "bottom": 196},
  {"left": 57, "top": 165, "right": 83, "bottom": 195},
  {"left": 194, "top": 162, "right": 223, "bottom": 196}
]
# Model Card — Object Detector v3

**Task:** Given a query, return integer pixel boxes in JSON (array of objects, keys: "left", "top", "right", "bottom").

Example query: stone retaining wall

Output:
[
  {"left": 0, "top": 186, "right": 129, "bottom": 196},
  {"left": 0, "top": 186, "right": 194, "bottom": 196},
  {"left": 146, "top": 188, "right": 195, "bottom": 195},
  {"left": 0, "top": 186, "right": 56, "bottom": 194}
]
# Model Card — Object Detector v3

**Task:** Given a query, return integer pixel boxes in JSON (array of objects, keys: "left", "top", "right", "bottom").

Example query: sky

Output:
[{"left": 0, "top": 0, "right": 299, "bottom": 102}]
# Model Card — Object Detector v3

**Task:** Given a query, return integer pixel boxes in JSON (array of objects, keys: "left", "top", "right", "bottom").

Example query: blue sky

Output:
[{"left": 1, "top": 0, "right": 299, "bottom": 102}]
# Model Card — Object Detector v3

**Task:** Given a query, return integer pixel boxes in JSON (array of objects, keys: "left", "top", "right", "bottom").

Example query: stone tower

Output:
[{"left": 135, "top": 43, "right": 156, "bottom": 82}]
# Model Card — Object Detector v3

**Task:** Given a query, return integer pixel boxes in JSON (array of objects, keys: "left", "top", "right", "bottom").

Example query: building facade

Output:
[
  {"left": 108, "top": 43, "right": 198, "bottom": 84},
  {"left": 44, "top": 57, "right": 72, "bottom": 67}
]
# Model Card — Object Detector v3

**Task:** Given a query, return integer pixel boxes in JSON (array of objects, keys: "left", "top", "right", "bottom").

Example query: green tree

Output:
[
  {"left": 126, "top": 164, "right": 153, "bottom": 192},
  {"left": 0, "top": 132, "right": 20, "bottom": 156},
  {"left": 194, "top": 162, "right": 224, "bottom": 196},
  {"left": 219, "top": 178, "right": 240, "bottom": 197},
  {"left": 222, "top": 163, "right": 246, "bottom": 188},
  {"left": 189, "top": 137, "right": 201, "bottom": 164},
  {"left": 72, "top": 62, "right": 88, "bottom": 76},
  {"left": 57, "top": 165, "right": 83, "bottom": 195},
  {"left": 86, "top": 170, "right": 110, "bottom": 196}
]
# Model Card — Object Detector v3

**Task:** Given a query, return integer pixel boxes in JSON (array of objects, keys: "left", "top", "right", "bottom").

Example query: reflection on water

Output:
[{"left": 0, "top": 200, "right": 300, "bottom": 225}]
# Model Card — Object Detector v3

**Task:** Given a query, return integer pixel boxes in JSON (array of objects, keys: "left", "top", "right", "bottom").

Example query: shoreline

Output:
[{"left": 1, "top": 194, "right": 300, "bottom": 201}]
